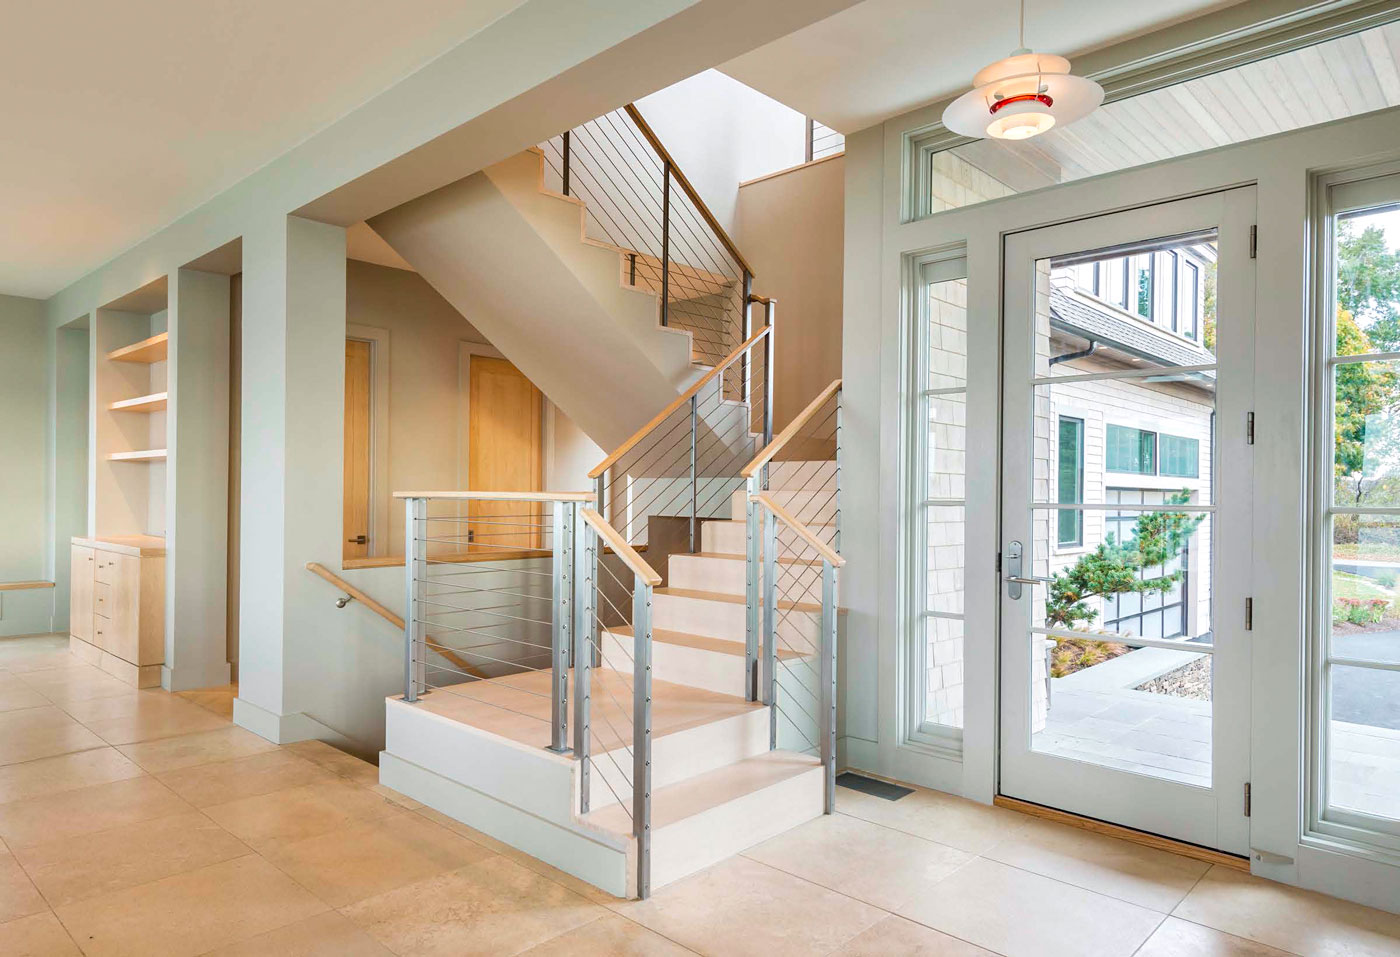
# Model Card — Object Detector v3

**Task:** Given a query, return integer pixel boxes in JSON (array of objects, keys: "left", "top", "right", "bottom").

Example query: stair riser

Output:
[
  {"left": 579, "top": 706, "right": 768, "bottom": 811},
  {"left": 702, "top": 521, "right": 829, "bottom": 561},
  {"left": 769, "top": 461, "right": 837, "bottom": 490},
  {"left": 652, "top": 592, "right": 818, "bottom": 650},
  {"left": 602, "top": 629, "right": 750, "bottom": 698},
  {"left": 727, "top": 488, "right": 838, "bottom": 525},
  {"left": 668, "top": 554, "right": 750, "bottom": 595}
]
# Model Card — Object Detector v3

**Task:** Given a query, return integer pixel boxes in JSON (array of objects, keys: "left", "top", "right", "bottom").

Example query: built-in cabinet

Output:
[{"left": 69, "top": 536, "right": 165, "bottom": 687}]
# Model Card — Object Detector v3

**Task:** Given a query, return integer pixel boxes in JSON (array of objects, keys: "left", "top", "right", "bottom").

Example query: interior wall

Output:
[
  {"left": 228, "top": 274, "right": 241, "bottom": 674},
  {"left": 735, "top": 155, "right": 844, "bottom": 427},
  {"left": 0, "top": 294, "right": 55, "bottom": 635},
  {"left": 636, "top": 69, "right": 807, "bottom": 233},
  {"left": 50, "top": 322, "right": 90, "bottom": 634}
]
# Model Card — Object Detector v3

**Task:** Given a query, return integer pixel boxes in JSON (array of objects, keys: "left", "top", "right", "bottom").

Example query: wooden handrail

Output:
[
  {"left": 741, "top": 379, "right": 842, "bottom": 479},
  {"left": 589, "top": 325, "right": 772, "bottom": 479},
  {"left": 749, "top": 493, "right": 845, "bottom": 568},
  {"left": 580, "top": 509, "right": 662, "bottom": 586},
  {"left": 392, "top": 490, "right": 594, "bottom": 501},
  {"left": 624, "top": 104, "right": 754, "bottom": 278},
  {"left": 305, "top": 562, "right": 486, "bottom": 679}
]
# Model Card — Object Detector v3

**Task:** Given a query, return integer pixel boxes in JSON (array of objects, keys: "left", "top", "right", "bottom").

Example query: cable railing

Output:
[
  {"left": 540, "top": 104, "right": 754, "bottom": 367},
  {"left": 741, "top": 380, "right": 843, "bottom": 811},
  {"left": 398, "top": 490, "right": 659, "bottom": 899}
]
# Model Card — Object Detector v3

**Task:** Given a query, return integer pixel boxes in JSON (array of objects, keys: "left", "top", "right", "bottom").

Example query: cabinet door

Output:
[
  {"left": 69, "top": 546, "right": 94, "bottom": 642},
  {"left": 107, "top": 555, "right": 143, "bottom": 664}
]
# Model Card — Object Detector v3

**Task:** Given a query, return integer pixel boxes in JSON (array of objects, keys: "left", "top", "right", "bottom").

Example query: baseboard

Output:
[
  {"left": 161, "top": 660, "right": 233, "bottom": 693},
  {"left": 994, "top": 795, "right": 1251, "bottom": 872},
  {"left": 380, "top": 751, "right": 629, "bottom": 899},
  {"left": 232, "top": 696, "right": 355, "bottom": 750}
]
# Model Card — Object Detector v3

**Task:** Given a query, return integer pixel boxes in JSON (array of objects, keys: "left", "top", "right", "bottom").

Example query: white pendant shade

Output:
[{"left": 943, "top": 51, "right": 1103, "bottom": 141}]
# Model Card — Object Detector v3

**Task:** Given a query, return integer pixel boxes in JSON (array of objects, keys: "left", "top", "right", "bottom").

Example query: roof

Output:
[{"left": 1049, "top": 289, "right": 1213, "bottom": 370}]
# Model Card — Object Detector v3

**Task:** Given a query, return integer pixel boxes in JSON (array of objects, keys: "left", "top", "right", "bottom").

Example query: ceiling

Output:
[
  {"left": 0, "top": 0, "right": 527, "bottom": 299},
  {"left": 720, "top": 0, "right": 1245, "bottom": 133}
]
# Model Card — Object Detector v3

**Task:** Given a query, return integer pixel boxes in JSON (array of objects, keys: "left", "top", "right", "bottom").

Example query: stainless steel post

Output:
[
  {"left": 573, "top": 511, "right": 593, "bottom": 811},
  {"left": 632, "top": 580, "right": 653, "bottom": 899},
  {"left": 548, "top": 501, "right": 570, "bottom": 753},
  {"left": 744, "top": 479, "right": 761, "bottom": 702},
  {"left": 689, "top": 395, "right": 698, "bottom": 554},
  {"left": 403, "top": 497, "right": 423, "bottom": 702},
  {"left": 835, "top": 390, "right": 843, "bottom": 556},
  {"left": 763, "top": 310, "right": 775, "bottom": 449},
  {"left": 762, "top": 504, "right": 778, "bottom": 750},
  {"left": 820, "top": 560, "right": 838, "bottom": 813}
]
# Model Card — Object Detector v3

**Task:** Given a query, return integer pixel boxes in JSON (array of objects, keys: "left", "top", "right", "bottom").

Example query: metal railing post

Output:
[
  {"left": 404, "top": 497, "right": 424, "bottom": 702},
  {"left": 573, "top": 512, "right": 593, "bottom": 812},
  {"left": 820, "top": 560, "right": 838, "bottom": 813},
  {"left": 744, "top": 479, "right": 761, "bottom": 702},
  {"left": 548, "top": 501, "right": 571, "bottom": 753},
  {"left": 763, "top": 303, "right": 776, "bottom": 452},
  {"left": 661, "top": 161, "right": 671, "bottom": 327},
  {"left": 562, "top": 129, "right": 571, "bottom": 196},
  {"left": 689, "top": 394, "right": 698, "bottom": 554},
  {"left": 762, "top": 504, "right": 778, "bottom": 750},
  {"left": 633, "top": 578, "right": 654, "bottom": 900},
  {"left": 835, "top": 390, "right": 843, "bottom": 555},
  {"left": 741, "top": 271, "right": 753, "bottom": 403}
]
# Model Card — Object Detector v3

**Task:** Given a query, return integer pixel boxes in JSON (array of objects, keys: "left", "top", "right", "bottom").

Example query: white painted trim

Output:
[
  {"left": 347, "top": 324, "right": 390, "bottom": 554},
  {"left": 231, "top": 695, "right": 354, "bottom": 748}
]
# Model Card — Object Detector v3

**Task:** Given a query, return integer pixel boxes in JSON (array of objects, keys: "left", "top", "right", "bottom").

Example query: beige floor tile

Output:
[
  {"left": 832, "top": 915, "right": 997, "bottom": 956},
  {"left": 54, "top": 854, "right": 327, "bottom": 957},
  {"left": 282, "top": 739, "right": 381, "bottom": 785},
  {"left": 61, "top": 691, "right": 229, "bottom": 745},
  {"left": 1136, "top": 916, "right": 1295, "bottom": 956},
  {"left": 743, "top": 811, "right": 973, "bottom": 910},
  {"left": 0, "top": 911, "right": 83, "bottom": 956},
  {"left": 0, "top": 775, "right": 192, "bottom": 848},
  {"left": 200, "top": 910, "right": 392, "bottom": 956},
  {"left": 175, "top": 686, "right": 236, "bottom": 719},
  {"left": 520, "top": 913, "right": 695, "bottom": 955},
  {"left": 343, "top": 854, "right": 604, "bottom": 956},
  {"left": 835, "top": 784, "right": 1034, "bottom": 854},
  {"left": 413, "top": 806, "right": 518, "bottom": 856},
  {"left": 16, "top": 668, "right": 133, "bottom": 705},
  {"left": 0, "top": 650, "right": 88, "bottom": 675},
  {"left": 0, "top": 849, "right": 48, "bottom": 923},
  {"left": 897, "top": 857, "right": 1164, "bottom": 957},
  {"left": 154, "top": 749, "right": 337, "bottom": 808},
  {"left": 261, "top": 807, "right": 494, "bottom": 907},
  {"left": 0, "top": 707, "right": 107, "bottom": 767},
  {"left": 0, "top": 677, "right": 50, "bottom": 714},
  {"left": 204, "top": 778, "right": 399, "bottom": 849},
  {"left": 1174, "top": 865, "right": 1400, "bottom": 956},
  {"left": 615, "top": 856, "right": 885, "bottom": 957},
  {"left": 0, "top": 748, "right": 144, "bottom": 805},
  {"left": 116, "top": 725, "right": 276, "bottom": 773},
  {"left": 370, "top": 782, "right": 423, "bottom": 808},
  {"left": 499, "top": 843, "right": 629, "bottom": 906},
  {"left": 982, "top": 816, "right": 1210, "bottom": 911},
  {"left": 14, "top": 810, "right": 250, "bottom": 906}
]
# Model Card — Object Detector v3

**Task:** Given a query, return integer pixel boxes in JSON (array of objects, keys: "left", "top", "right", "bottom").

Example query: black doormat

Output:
[{"left": 835, "top": 772, "right": 913, "bottom": 801}]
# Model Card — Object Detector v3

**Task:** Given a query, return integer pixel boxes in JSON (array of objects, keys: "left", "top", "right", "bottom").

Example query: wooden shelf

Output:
[
  {"left": 107, "top": 332, "right": 168, "bottom": 364},
  {"left": 108, "top": 391, "right": 167, "bottom": 413},
  {"left": 107, "top": 449, "right": 167, "bottom": 463}
]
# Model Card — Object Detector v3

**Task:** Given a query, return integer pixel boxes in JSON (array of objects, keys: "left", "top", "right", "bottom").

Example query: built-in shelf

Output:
[
  {"left": 107, "top": 449, "right": 167, "bottom": 463},
  {"left": 108, "top": 391, "right": 168, "bottom": 413},
  {"left": 107, "top": 332, "right": 168, "bottom": 364}
]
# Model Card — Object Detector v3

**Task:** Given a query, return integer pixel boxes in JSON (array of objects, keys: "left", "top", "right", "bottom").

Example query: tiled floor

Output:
[{"left": 2, "top": 633, "right": 1400, "bottom": 956}]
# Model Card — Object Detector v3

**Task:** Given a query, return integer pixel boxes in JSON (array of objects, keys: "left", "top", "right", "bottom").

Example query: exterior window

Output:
[
  {"left": 1133, "top": 254, "right": 1153, "bottom": 320},
  {"left": 1057, "top": 416, "right": 1084, "bottom": 546},
  {"left": 1102, "top": 489, "right": 1190, "bottom": 638},
  {"left": 1160, "top": 434, "right": 1200, "bottom": 478},
  {"left": 1184, "top": 262, "right": 1201, "bottom": 340},
  {"left": 1106, "top": 424, "right": 1157, "bottom": 474}
]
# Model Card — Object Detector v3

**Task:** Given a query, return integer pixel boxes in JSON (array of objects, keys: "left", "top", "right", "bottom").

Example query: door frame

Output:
[
  {"left": 346, "top": 324, "right": 390, "bottom": 555},
  {"left": 996, "top": 189, "right": 1256, "bottom": 854}
]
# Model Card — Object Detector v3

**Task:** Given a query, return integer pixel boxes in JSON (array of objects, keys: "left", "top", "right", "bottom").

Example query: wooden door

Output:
[
  {"left": 343, "top": 339, "right": 372, "bottom": 561},
  {"left": 468, "top": 355, "right": 543, "bottom": 552},
  {"left": 69, "top": 545, "right": 94, "bottom": 642}
]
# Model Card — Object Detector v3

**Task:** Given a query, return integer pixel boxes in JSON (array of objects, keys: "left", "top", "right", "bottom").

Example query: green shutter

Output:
[{"left": 1057, "top": 417, "right": 1083, "bottom": 545}]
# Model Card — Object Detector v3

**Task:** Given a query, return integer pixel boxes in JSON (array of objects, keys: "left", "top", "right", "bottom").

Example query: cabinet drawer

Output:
[
  {"left": 93, "top": 582, "right": 112, "bottom": 619},
  {"left": 93, "top": 619, "right": 113, "bottom": 653},
  {"left": 94, "top": 554, "right": 119, "bottom": 584}
]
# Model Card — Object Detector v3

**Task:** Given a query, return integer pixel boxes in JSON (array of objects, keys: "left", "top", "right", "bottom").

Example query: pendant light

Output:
[{"left": 942, "top": 0, "right": 1103, "bottom": 141}]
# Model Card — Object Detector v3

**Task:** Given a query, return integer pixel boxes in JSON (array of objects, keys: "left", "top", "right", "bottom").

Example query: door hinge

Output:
[
  {"left": 1249, "top": 224, "right": 1258, "bottom": 259},
  {"left": 1246, "top": 412, "right": 1255, "bottom": 445},
  {"left": 996, "top": 551, "right": 1002, "bottom": 573},
  {"left": 1244, "top": 782, "right": 1252, "bottom": 817},
  {"left": 1245, "top": 597, "right": 1253, "bottom": 631}
]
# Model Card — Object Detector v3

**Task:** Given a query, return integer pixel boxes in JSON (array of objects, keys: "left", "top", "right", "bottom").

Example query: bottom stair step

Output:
[{"left": 581, "top": 750, "right": 824, "bottom": 892}]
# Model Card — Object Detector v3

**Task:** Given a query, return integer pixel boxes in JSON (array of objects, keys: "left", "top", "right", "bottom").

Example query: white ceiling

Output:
[
  {"left": 720, "top": 0, "right": 1245, "bottom": 133},
  {"left": 0, "top": 0, "right": 527, "bottom": 299}
]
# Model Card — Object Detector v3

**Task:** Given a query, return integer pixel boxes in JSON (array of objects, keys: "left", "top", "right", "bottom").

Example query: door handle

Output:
[
  {"left": 348, "top": 535, "right": 367, "bottom": 545},
  {"left": 1003, "top": 541, "right": 1052, "bottom": 599},
  {"left": 1005, "top": 576, "right": 1053, "bottom": 586}
]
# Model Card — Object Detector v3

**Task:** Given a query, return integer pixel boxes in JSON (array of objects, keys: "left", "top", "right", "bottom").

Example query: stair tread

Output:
[
  {"left": 677, "top": 552, "right": 823, "bottom": 567},
  {"left": 581, "top": 750, "right": 821, "bottom": 836},
  {"left": 605, "top": 624, "right": 805, "bottom": 660},
  {"left": 657, "top": 587, "right": 825, "bottom": 614}
]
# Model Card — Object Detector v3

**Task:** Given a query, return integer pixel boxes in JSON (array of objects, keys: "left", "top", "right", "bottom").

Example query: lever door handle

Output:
[
  {"left": 1004, "top": 575, "right": 1053, "bottom": 586},
  {"left": 347, "top": 535, "right": 367, "bottom": 545}
]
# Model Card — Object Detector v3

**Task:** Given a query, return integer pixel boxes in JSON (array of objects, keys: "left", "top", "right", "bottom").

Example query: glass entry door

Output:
[{"left": 999, "top": 189, "right": 1256, "bottom": 854}]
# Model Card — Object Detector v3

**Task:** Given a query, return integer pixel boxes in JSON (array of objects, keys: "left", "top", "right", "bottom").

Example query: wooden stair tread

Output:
[
  {"left": 656, "top": 587, "right": 828, "bottom": 615},
  {"left": 683, "top": 551, "right": 823, "bottom": 567},
  {"left": 581, "top": 750, "right": 820, "bottom": 836},
  {"left": 605, "top": 624, "right": 805, "bottom": 660}
]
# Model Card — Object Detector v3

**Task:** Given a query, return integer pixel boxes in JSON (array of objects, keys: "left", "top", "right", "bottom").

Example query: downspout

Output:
[{"left": 1049, "top": 339, "right": 1098, "bottom": 366}]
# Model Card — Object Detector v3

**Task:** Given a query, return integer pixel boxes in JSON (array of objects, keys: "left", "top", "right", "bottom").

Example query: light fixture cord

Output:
[{"left": 1019, "top": 0, "right": 1025, "bottom": 49}]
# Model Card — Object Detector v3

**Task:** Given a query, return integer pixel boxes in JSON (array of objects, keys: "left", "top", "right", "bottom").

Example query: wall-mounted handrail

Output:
[
  {"left": 580, "top": 508, "right": 661, "bottom": 585},
  {"left": 748, "top": 493, "right": 845, "bottom": 568},
  {"left": 589, "top": 325, "right": 772, "bottom": 480},
  {"left": 305, "top": 561, "right": 486, "bottom": 679},
  {"left": 622, "top": 104, "right": 754, "bottom": 278},
  {"left": 741, "top": 379, "right": 842, "bottom": 479},
  {"left": 391, "top": 490, "right": 595, "bottom": 501}
]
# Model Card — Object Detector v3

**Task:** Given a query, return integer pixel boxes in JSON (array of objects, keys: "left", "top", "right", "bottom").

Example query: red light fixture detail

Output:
[{"left": 989, "top": 92, "right": 1053, "bottom": 115}]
